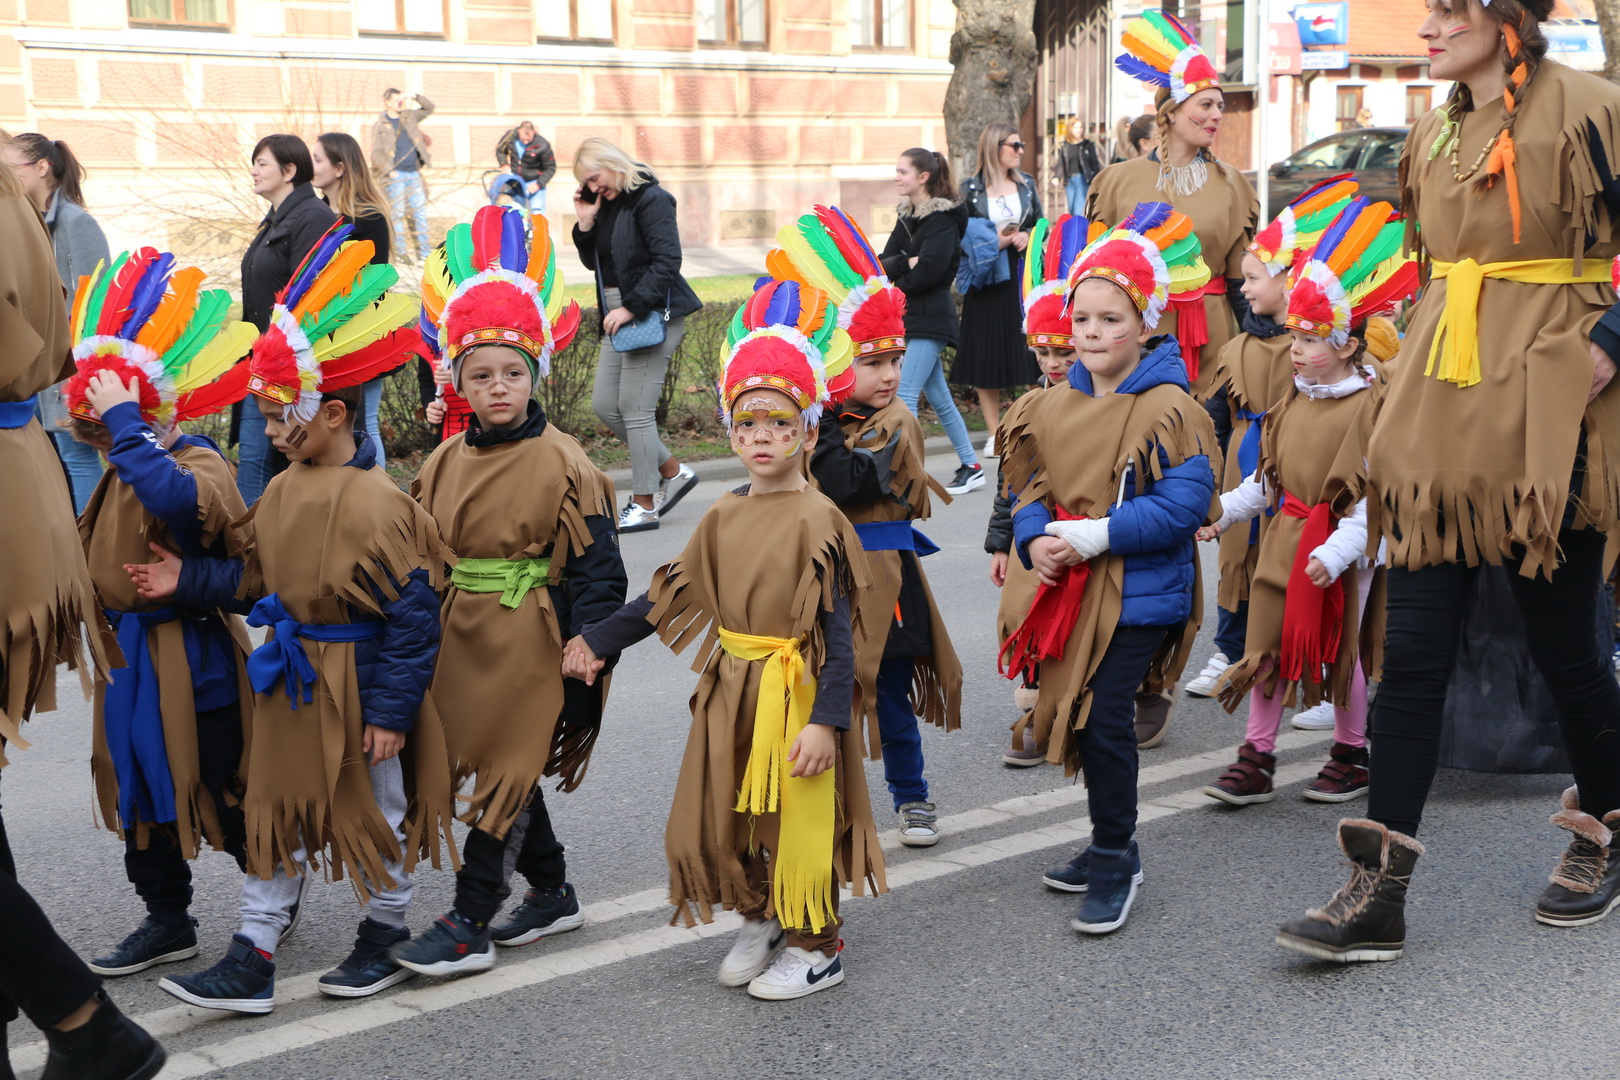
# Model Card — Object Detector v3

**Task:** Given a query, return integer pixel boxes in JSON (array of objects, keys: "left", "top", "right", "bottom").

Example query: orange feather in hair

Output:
[
  {"left": 290, "top": 242, "right": 374, "bottom": 323},
  {"left": 1086, "top": 220, "right": 1108, "bottom": 244},
  {"left": 526, "top": 217, "right": 552, "bottom": 284},
  {"left": 1324, "top": 204, "right": 1390, "bottom": 278},
  {"left": 766, "top": 248, "right": 809, "bottom": 287},
  {"left": 135, "top": 266, "right": 204, "bottom": 355},
  {"left": 1143, "top": 212, "right": 1193, "bottom": 247}
]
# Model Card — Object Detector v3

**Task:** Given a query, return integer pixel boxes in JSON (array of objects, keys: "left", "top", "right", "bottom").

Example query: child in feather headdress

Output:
[
  {"left": 388, "top": 207, "right": 627, "bottom": 979},
  {"left": 1198, "top": 198, "right": 1418, "bottom": 810},
  {"left": 771, "top": 204, "right": 962, "bottom": 848},
  {"left": 563, "top": 278, "right": 883, "bottom": 1001},
  {"left": 124, "top": 223, "right": 456, "bottom": 1012},
  {"left": 58, "top": 251, "right": 262, "bottom": 983},
  {"left": 998, "top": 202, "right": 1219, "bottom": 936}
]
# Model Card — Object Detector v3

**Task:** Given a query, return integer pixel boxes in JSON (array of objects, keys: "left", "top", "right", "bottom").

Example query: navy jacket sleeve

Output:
[
  {"left": 809, "top": 418, "right": 886, "bottom": 508},
  {"left": 581, "top": 592, "right": 656, "bottom": 658},
  {"left": 102, "top": 402, "right": 207, "bottom": 553},
  {"left": 808, "top": 590, "right": 853, "bottom": 730},
  {"left": 571, "top": 222, "right": 599, "bottom": 271},
  {"left": 1225, "top": 278, "right": 1252, "bottom": 327},
  {"left": 175, "top": 555, "right": 251, "bottom": 615},
  {"left": 1106, "top": 451, "right": 1216, "bottom": 556},
  {"left": 621, "top": 191, "right": 683, "bottom": 319},
  {"left": 365, "top": 568, "right": 440, "bottom": 734},
  {"left": 892, "top": 216, "right": 959, "bottom": 296},
  {"left": 1595, "top": 303, "right": 1620, "bottom": 368},
  {"left": 561, "top": 514, "right": 630, "bottom": 636}
]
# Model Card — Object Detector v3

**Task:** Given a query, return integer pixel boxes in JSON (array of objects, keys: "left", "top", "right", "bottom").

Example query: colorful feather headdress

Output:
[
  {"left": 1116, "top": 10, "right": 1220, "bottom": 104},
  {"left": 719, "top": 279, "right": 853, "bottom": 431},
  {"left": 64, "top": 249, "right": 259, "bottom": 428},
  {"left": 1247, "top": 174, "right": 1358, "bottom": 277},
  {"left": 419, "top": 206, "right": 581, "bottom": 392},
  {"left": 247, "top": 223, "right": 422, "bottom": 424},
  {"left": 1286, "top": 197, "right": 1420, "bottom": 348},
  {"left": 1066, "top": 201, "right": 1212, "bottom": 331},
  {"left": 1022, "top": 214, "right": 1094, "bottom": 347},
  {"left": 766, "top": 204, "right": 900, "bottom": 397}
]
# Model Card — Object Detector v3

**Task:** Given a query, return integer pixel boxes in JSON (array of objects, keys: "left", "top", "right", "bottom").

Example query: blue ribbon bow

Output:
[
  {"left": 1234, "top": 406, "right": 1272, "bottom": 545},
  {"left": 0, "top": 397, "right": 39, "bottom": 429},
  {"left": 246, "top": 594, "right": 384, "bottom": 707},
  {"left": 852, "top": 519, "right": 940, "bottom": 556},
  {"left": 103, "top": 608, "right": 182, "bottom": 828}
]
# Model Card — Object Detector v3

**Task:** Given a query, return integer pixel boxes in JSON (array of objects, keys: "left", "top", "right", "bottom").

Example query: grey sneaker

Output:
[
  {"left": 897, "top": 801, "right": 939, "bottom": 847},
  {"left": 617, "top": 500, "right": 659, "bottom": 533}
]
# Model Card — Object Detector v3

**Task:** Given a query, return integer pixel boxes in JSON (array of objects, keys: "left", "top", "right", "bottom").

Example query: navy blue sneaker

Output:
[
  {"left": 1071, "top": 846, "right": 1141, "bottom": 935},
  {"left": 492, "top": 884, "right": 585, "bottom": 947},
  {"left": 318, "top": 918, "right": 416, "bottom": 998},
  {"left": 157, "top": 934, "right": 275, "bottom": 1014},
  {"left": 89, "top": 916, "right": 199, "bottom": 977},
  {"left": 389, "top": 913, "right": 495, "bottom": 977},
  {"left": 1042, "top": 840, "right": 1142, "bottom": 893}
]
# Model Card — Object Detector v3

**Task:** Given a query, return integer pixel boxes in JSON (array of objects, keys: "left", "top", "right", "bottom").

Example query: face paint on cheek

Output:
[
  {"left": 782, "top": 431, "right": 804, "bottom": 458},
  {"left": 1445, "top": 23, "right": 1468, "bottom": 37},
  {"left": 284, "top": 425, "right": 308, "bottom": 449}
]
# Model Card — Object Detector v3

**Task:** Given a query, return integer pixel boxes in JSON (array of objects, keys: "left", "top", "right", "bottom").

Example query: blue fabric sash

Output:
[
  {"left": 0, "top": 397, "right": 39, "bottom": 428},
  {"left": 852, "top": 519, "right": 940, "bottom": 556},
  {"left": 104, "top": 608, "right": 182, "bottom": 828},
  {"left": 1234, "top": 406, "right": 1272, "bottom": 545},
  {"left": 246, "top": 594, "right": 384, "bottom": 707}
]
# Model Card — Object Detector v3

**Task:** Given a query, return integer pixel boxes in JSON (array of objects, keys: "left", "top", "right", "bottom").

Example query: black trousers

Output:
[
  {"left": 1369, "top": 526, "right": 1620, "bottom": 835},
  {"left": 0, "top": 777, "right": 101, "bottom": 1029},
  {"left": 453, "top": 785, "right": 567, "bottom": 924},
  {"left": 124, "top": 702, "right": 248, "bottom": 919},
  {"left": 1074, "top": 625, "right": 1173, "bottom": 851}
]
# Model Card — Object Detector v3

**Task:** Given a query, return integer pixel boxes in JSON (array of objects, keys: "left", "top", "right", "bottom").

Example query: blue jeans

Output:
[
  {"left": 235, "top": 408, "right": 273, "bottom": 505},
  {"left": 1065, "top": 173, "right": 1088, "bottom": 215},
  {"left": 386, "top": 170, "right": 429, "bottom": 257},
  {"left": 1214, "top": 600, "right": 1248, "bottom": 662},
  {"left": 361, "top": 377, "right": 386, "bottom": 473},
  {"left": 1073, "top": 625, "right": 1171, "bottom": 850},
  {"left": 876, "top": 655, "right": 929, "bottom": 810},
  {"left": 49, "top": 430, "right": 103, "bottom": 515},
  {"left": 897, "top": 337, "right": 976, "bottom": 468}
]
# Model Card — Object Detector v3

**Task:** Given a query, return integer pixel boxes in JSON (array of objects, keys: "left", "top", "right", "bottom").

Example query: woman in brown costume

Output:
[{"left": 1276, "top": 0, "right": 1620, "bottom": 964}]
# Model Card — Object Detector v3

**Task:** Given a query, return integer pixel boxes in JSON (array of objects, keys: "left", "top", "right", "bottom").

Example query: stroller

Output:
[{"left": 483, "top": 169, "right": 546, "bottom": 215}]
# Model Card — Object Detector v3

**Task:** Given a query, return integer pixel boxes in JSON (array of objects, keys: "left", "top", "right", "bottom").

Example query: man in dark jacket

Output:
[
  {"left": 493, "top": 121, "right": 556, "bottom": 214},
  {"left": 370, "top": 89, "right": 434, "bottom": 262}
]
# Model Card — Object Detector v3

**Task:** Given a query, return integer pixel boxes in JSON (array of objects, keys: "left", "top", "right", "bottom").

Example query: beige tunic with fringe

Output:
[
  {"left": 413, "top": 423, "right": 617, "bottom": 839},
  {"left": 1375, "top": 61, "right": 1620, "bottom": 577},
  {"left": 1000, "top": 381, "right": 1219, "bottom": 774},
  {"left": 83, "top": 442, "right": 252, "bottom": 855},
  {"left": 1214, "top": 331, "right": 1295, "bottom": 612},
  {"left": 644, "top": 487, "right": 884, "bottom": 927},
  {"left": 0, "top": 191, "right": 115, "bottom": 756},
  {"left": 236, "top": 461, "right": 455, "bottom": 889},
  {"left": 1086, "top": 157, "right": 1259, "bottom": 400}
]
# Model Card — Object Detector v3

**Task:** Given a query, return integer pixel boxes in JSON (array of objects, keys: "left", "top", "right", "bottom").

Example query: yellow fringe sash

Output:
[
  {"left": 1426, "top": 258, "right": 1611, "bottom": 387},
  {"left": 718, "top": 626, "right": 836, "bottom": 934}
]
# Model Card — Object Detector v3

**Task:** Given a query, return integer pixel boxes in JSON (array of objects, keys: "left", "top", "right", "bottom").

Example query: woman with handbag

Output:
[{"left": 572, "top": 137, "right": 703, "bottom": 533}]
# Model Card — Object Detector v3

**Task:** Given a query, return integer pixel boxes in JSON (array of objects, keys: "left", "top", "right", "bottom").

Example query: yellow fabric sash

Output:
[
  {"left": 718, "top": 626, "right": 836, "bottom": 934},
  {"left": 450, "top": 556, "right": 552, "bottom": 609},
  {"left": 1426, "top": 258, "right": 1611, "bottom": 388}
]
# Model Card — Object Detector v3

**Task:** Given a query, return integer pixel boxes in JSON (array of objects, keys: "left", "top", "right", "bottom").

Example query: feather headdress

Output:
[
  {"left": 1116, "top": 10, "right": 1220, "bottom": 104},
  {"left": 765, "top": 204, "right": 895, "bottom": 401},
  {"left": 247, "top": 222, "right": 422, "bottom": 424},
  {"left": 1286, "top": 197, "right": 1419, "bottom": 348},
  {"left": 719, "top": 278, "right": 853, "bottom": 431},
  {"left": 64, "top": 249, "right": 259, "bottom": 428},
  {"left": 1247, "top": 174, "right": 1358, "bottom": 277},
  {"left": 1066, "top": 201, "right": 1212, "bottom": 331},
  {"left": 1022, "top": 214, "right": 1094, "bottom": 347},
  {"left": 420, "top": 206, "right": 581, "bottom": 392}
]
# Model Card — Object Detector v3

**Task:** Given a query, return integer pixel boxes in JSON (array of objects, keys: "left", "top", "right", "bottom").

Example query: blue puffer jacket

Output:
[
  {"left": 173, "top": 434, "right": 440, "bottom": 734},
  {"left": 1013, "top": 336, "right": 1215, "bottom": 628}
]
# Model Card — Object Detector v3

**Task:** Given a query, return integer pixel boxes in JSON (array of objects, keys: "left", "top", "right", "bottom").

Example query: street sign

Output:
[
  {"left": 1294, "top": 2, "right": 1350, "bottom": 46},
  {"left": 1300, "top": 49, "right": 1349, "bottom": 70},
  {"left": 1268, "top": 21, "right": 1302, "bottom": 75}
]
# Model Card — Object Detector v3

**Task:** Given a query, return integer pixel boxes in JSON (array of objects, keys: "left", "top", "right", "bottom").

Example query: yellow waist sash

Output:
[
  {"left": 1426, "top": 257, "right": 1611, "bottom": 388},
  {"left": 717, "top": 626, "right": 835, "bottom": 934}
]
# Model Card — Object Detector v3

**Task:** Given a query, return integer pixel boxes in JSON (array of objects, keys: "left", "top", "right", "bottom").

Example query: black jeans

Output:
[
  {"left": 453, "top": 786, "right": 567, "bottom": 924},
  {"left": 1369, "top": 526, "right": 1620, "bottom": 835},
  {"left": 1075, "top": 625, "right": 1173, "bottom": 851},
  {"left": 124, "top": 702, "right": 248, "bottom": 919},
  {"left": 0, "top": 777, "right": 101, "bottom": 1029}
]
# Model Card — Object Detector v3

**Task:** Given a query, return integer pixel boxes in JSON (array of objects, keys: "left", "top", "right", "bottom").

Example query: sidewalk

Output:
[{"left": 552, "top": 239, "right": 773, "bottom": 284}]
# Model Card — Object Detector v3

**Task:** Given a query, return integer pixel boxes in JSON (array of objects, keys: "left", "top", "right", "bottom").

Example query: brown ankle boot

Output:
[
  {"left": 1534, "top": 787, "right": 1620, "bottom": 927},
  {"left": 1276, "top": 818, "right": 1423, "bottom": 962},
  {"left": 1202, "top": 742, "right": 1276, "bottom": 805},
  {"left": 1133, "top": 690, "right": 1173, "bottom": 749}
]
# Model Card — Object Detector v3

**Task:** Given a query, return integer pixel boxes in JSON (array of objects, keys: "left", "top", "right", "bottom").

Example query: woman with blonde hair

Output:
[{"left": 571, "top": 136, "right": 703, "bottom": 533}]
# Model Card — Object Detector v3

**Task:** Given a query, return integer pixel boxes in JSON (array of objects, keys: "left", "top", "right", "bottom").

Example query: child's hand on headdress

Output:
[
  {"left": 787, "top": 721, "right": 837, "bottom": 778},
  {"left": 124, "top": 542, "right": 183, "bottom": 601},
  {"left": 562, "top": 635, "right": 604, "bottom": 685},
  {"left": 84, "top": 370, "right": 143, "bottom": 415}
]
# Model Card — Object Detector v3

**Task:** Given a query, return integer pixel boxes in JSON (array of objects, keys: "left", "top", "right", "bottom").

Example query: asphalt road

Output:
[{"left": 6, "top": 450, "right": 1616, "bottom": 1079}]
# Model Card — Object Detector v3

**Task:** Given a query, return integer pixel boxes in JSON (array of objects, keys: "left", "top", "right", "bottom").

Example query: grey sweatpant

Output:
[{"left": 592, "top": 286, "right": 687, "bottom": 498}]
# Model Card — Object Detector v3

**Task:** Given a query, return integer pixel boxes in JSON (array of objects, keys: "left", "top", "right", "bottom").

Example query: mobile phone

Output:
[{"left": 578, "top": 185, "right": 599, "bottom": 205}]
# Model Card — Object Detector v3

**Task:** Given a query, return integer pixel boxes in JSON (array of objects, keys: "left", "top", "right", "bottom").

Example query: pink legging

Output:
[{"left": 1245, "top": 565, "right": 1375, "bottom": 754}]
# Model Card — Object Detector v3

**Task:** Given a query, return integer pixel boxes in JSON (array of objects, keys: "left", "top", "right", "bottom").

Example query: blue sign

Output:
[
  {"left": 1545, "top": 23, "right": 1601, "bottom": 55},
  {"left": 1294, "top": 3, "right": 1349, "bottom": 47}
]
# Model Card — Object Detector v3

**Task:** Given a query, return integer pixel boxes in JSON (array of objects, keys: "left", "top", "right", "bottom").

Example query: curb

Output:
[{"left": 602, "top": 433, "right": 968, "bottom": 490}]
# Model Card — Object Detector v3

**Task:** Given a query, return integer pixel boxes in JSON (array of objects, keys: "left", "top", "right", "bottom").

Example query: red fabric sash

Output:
[
  {"left": 1168, "top": 279, "right": 1225, "bottom": 384},
  {"left": 1278, "top": 490, "right": 1344, "bottom": 682},
  {"left": 999, "top": 507, "right": 1091, "bottom": 683}
]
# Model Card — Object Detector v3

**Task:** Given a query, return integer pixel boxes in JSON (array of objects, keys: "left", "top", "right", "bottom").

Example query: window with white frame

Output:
[
  {"left": 852, "top": 0, "right": 909, "bottom": 49},
  {"left": 357, "top": 0, "right": 445, "bottom": 36},
  {"left": 697, "top": 0, "right": 765, "bottom": 46},
  {"left": 536, "top": 0, "right": 613, "bottom": 41}
]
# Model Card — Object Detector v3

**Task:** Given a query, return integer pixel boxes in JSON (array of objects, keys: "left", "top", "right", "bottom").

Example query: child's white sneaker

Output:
[
  {"left": 1292, "top": 701, "right": 1336, "bottom": 730},
  {"left": 746, "top": 944, "right": 844, "bottom": 1000},
  {"left": 716, "top": 917, "right": 783, "bottom": 986},
  {"left": 1183, "top": 652, "right": 1229, "bottom": 697}
]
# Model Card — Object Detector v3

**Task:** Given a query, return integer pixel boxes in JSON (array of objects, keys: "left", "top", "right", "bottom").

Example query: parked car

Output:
[{"left": 1246, "top": 126, "right": 1408, "bottom": 220}]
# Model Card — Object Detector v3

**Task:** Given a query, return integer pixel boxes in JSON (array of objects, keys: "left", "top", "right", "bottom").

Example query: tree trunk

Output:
[
  {"left": 1598, "top": 0, "right": 1620, "bottom": 84},
  {"left": 944, "top": 0, "right": 1038, "bottom": 180}
]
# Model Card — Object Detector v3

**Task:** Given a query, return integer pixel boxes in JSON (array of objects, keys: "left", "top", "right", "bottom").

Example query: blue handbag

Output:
[{"left": 602, "top": 263, "right": 672, "bottom": 353}]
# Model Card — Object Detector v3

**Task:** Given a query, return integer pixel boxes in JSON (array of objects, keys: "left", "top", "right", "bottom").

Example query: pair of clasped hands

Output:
[{"left": 1195, "top": 520, "right": 1334, "bottom": 589}]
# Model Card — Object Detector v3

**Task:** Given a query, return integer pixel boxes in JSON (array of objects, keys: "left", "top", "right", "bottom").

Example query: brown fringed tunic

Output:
[
  {"left": 83, "top": 439, "right": 252, "bottom": 855},
  {"left": 1214, "top": 330, "right": 1295, "bottom": 612},
  {"left": 1086, "top": 157, "right": 1259, "bottom": 400},
  {"left": 994, "top": 384, "right": 1058, "bottom": 752},
  {"left": 1375, "top": 62, "right": 1620, "bottom": 576},
  {"left": 236, "top": 461, "right": 455, "bottom": 890},
  {"left": 413, "top": 420, "right": 618, "bottom": 839}
]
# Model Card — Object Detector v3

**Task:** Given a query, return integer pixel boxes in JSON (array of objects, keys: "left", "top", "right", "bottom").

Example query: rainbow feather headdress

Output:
[
  {"left": 766, "top": 204, "right": 904, "bottom": 392},
  {"left": 248, "top": 222, "right": 422, "bottom": 424},
  {"left": 1286, "top": 197, "right": 1420, "bottom": 348},
  {"left": 1066, "top": 201, "right": 1212, "bottom": 330},
  {"left": 719, "top": 279, "right": 853, "bottom": 431},
  {"left": 1022, "top": 214, "right": 1094, "bottom": 347},
  {"left": 1247, "top": 174, "right": 1358, "bottom": 277},
  {"left": 65, "top": 249, "right": 259, "bottom": 428},
  {"left": 1117, "top": 10, "right": 1220, "bottom": 104},
  {"left": 419, "top": 206, "right": 581, "bottom": 391}
]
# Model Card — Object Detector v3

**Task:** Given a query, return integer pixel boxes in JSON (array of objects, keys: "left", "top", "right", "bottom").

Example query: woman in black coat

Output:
[
  {"left": 571, "top": 136, "right": 703, "bottom": 534},
  {"left": 235, "top": 133, "right": 337, "bottom": 504}
]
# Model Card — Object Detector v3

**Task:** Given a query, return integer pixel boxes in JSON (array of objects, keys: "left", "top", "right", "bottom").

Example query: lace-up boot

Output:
[
  {"left": 1535, "top": 787, "right": 1620, "bottom": 927},
  {"left": 1276, "top": 818, "right": 1423, "bottom": 962}
]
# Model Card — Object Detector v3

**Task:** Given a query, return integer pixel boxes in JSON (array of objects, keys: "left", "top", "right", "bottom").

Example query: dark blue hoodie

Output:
[{"left": 1012, "top": 335, "right": 1216, "bottom": 628}]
